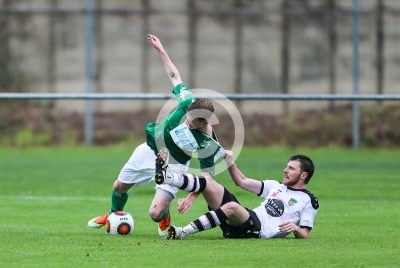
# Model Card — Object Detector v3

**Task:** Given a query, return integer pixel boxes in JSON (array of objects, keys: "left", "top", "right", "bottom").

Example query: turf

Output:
[{"left": 0, "top": 146, "right": 399, "bottom": 267}]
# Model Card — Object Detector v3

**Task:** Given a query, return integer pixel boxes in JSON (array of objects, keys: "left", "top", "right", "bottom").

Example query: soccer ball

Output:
[{"left": 106, "top": 211, "right": 134, "bottom": 235}]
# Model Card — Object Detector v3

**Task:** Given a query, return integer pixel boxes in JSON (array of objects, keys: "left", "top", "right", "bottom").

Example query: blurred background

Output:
[{"left": 0, "top": 0, "right": 399, "bottom": 147}]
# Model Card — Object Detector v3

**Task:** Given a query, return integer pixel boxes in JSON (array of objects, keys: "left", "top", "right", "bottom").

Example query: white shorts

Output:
[{"left": 117, "top": 142, "right": 189, "bottom": 197}]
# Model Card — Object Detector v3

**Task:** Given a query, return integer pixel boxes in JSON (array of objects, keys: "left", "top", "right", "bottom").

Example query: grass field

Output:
[{"left": 1, "top": 146, "right": 399, "bottom": 267}]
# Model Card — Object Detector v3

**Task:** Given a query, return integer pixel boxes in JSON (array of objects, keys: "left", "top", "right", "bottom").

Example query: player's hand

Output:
[
  {"left": 177, "top": 197, "right": 194, "bottom": 214},
  {"left": 147, "top": 34, "right": 164, "bottom": 52},
  {"left": 278, "top": 221, "right": 299, "bottom": 233},
  {"left": 224, "top": 150, "right": 234, "bottom": 166}
]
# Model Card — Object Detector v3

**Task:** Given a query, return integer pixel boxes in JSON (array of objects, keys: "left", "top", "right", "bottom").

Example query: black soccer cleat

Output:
[
  {"left": 155, "top": 148, "right": 169, "bottom": 185},
  {"left": 166, "top": 225, "right": 183, "bottom": 240}
]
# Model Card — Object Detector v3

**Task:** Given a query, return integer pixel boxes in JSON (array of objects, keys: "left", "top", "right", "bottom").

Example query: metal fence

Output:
[{"left": 1, "top": 92, "right": 400, "bottom": 149}]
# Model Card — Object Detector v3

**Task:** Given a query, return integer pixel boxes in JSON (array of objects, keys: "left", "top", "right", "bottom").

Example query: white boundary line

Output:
[{"left": 0, "top": 195, "right": 109, "bottom": 201}]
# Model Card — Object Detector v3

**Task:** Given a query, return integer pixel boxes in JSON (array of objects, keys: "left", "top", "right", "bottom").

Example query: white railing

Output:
[{"left": 1, "top": 93, "right": 400, "bottom": 100}]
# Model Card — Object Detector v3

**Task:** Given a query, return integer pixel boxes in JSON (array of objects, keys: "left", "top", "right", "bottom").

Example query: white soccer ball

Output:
[{"left": 106, "top": 211, "right": 134, "bottom": 235}]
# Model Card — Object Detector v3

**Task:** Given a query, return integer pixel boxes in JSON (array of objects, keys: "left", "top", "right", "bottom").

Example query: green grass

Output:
[{"left": 0, "top": 146, "right": 399, "bottom": 267}]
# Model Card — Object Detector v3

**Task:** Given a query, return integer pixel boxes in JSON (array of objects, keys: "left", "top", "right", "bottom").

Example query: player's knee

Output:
[
  {"left": 221, "top": 202, "right": 240, "bottom": 217},
  {"left": 148, "top": 208, "right": 164, "bottom": 222},
  {"left": 113, "top": 180, "right": 132, "bottom": 193},
  {"left": 113, "top": 180, "right": 122, "bottom": 192}
]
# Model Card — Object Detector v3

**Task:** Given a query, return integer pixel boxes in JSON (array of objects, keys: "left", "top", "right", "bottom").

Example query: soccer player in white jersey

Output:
[
  {"left": 87, "top": 34, "right": 225, "bottom": 236},
  {"left": 155, "top": 149, "right": 319, "bottom": 239}
]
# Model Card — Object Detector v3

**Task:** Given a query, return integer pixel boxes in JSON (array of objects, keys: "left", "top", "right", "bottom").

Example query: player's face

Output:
[
  {"left": 185, "top": 116, "right": 205, "bottom": 130},
  {"left": 282, "top": 160, "right": 304, "bottom": 187}
]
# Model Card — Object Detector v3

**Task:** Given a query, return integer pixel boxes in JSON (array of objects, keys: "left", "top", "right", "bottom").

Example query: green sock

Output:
[
  {"left": 109, "top": 190, "right": 129, "bottom": 214},
  {"left": 161, "top": 206, "right": 170, "bottom": 220}
]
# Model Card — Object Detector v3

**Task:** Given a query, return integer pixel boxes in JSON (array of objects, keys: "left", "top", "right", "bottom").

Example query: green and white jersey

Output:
[{"left": 146, "top": 83, "right": 224, "bottom": 175}]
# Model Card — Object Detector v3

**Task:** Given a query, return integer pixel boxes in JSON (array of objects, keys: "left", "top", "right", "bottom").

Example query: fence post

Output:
[
  {"left": 234, "top": 0, "right": 243, "bottom": 109},
  {"left": 47, "top": 0, "right": 57, "bottom": 109},
  {"left": 188, "top": 0, "right": 197, "bottom": 88},
  {"left": 94, "top": 0, "right": 104, "bottom": 112},
  {"left": 0, "top": 0, "right": 13, "bottom": 92},
  {"left": 85, "top": 0, "right": 95, "bottom": 146},
  {"left": 376, "top": 0, "right": 384, "bottom": 101},
  {"left": 281, "top": 0, "right": 290, "bottom": 114},
  {"left": 328, "top": 0, "right": 337, "bottom": 111},
  {"left": 352, "top": 0, "right": 360, "bottom": 149}
]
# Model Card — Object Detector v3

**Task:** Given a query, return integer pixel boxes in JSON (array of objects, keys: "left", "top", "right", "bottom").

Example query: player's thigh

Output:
[
  {"left": 117, "top": 143, "right": 156, "bottom": 186},
  {"left": 202, "top": 176, "right": 226, "bottom": 210},
  {"left": 221, "top": 209, "right": 261, "bottom": 239},
  {"left": 222, "top": 202, "right": 251, "bottom": 225}
]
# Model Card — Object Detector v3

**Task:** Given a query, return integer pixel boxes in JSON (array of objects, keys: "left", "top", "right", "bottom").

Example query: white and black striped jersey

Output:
[{"left": 252, "top": 180, "right": 319, "bottom": 238}]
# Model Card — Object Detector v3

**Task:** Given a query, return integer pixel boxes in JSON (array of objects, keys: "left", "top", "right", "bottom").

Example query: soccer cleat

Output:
[
  {"left": 155, "top": 148, "right": 169, "bottom": 185},
  {"left": 87, "top": 212, "right": 108, "bottom": 228},
  {"left": 157, "top": 211, "right": 171, "bottom": 237},
  {"left": 166, "top": 225, "right": 183, "bottom": 240}
]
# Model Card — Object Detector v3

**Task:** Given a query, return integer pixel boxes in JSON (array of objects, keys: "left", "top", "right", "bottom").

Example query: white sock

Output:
[
  {"left": 164, "top": 170, "right": 185, "bottom": 187},
  {"left": 181, "top": 211, "right": 221, "bottom": 238},
  {"left": 181, "top": 222, "right": 198, "bottom": 238}
]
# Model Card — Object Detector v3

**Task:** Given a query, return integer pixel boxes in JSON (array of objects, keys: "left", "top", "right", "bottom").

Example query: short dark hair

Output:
[
  {"left": 186, "top": 98, "right": 215, "bottom": 121},
  {"left": 289, "top": 154, "right": 315, "bottom": 184}
]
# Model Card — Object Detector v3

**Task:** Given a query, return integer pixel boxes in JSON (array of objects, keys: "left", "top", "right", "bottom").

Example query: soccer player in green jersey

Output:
[{"left": 88, "top": 34, "right": 225, "bottom": 237}]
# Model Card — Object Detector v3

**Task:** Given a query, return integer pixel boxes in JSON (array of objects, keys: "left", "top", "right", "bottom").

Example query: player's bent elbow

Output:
[
  {"left": 233, "top": 180, "right": 243, "bottom": 187},
  {"left": 231, "top": 177, "right": 247, "bottom": 188}
]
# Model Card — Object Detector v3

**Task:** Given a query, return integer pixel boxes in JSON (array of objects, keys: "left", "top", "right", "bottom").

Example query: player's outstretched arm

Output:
[
  {"left": 225, "top": 150, "right": 262, "bottom": 194},
  {"left": 177, "top": 192, "right": 200, "bottom": 214},
  {"left": 278, "top": 221, "right": 311, "bottom": 239},
  {"left": 177, "top": 168, "right": 213, "bottom": 214},
  {"left": 147, "top": 34, "right": 182, "bottom": 87}
]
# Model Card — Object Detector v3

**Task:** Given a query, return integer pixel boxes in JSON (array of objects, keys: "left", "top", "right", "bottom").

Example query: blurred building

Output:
[{"left": 1, "top": 0, "right": 399, "bottom": 114}]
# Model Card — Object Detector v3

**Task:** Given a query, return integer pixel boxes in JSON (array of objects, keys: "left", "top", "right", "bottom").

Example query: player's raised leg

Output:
[
  {"left": 155, "top": 148, "right": 207, "bottom": 193},
  {"left": 154, "top": 148, "right": 169, "bottom": 184}
]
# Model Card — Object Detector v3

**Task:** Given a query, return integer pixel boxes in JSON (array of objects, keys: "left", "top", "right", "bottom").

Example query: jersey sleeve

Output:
[
  {"left": 198, "top": 157, "right": 215, "bottom": 175},
  {"left": 172, "top": 83, "right": 195, "bottom": 110},
  {"left": 299, "top": 200, "right": 319, "bottom": 230},
  {"left": 258, "top": 180, "right": 281, "bottom": 198},
  {"left": 195, "top": 132, "right": 226, "bottom": 175},
  {"left": 197, "top": 145, "right": 224, "bottom": 176}
]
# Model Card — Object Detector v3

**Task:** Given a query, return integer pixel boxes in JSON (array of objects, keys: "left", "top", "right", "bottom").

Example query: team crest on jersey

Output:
[
  {"left": 199, "top": 140, "right": 211, "bottom": 149},
  {"left": 288, "top": 198, "right": 298, "bottom": 206}
]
